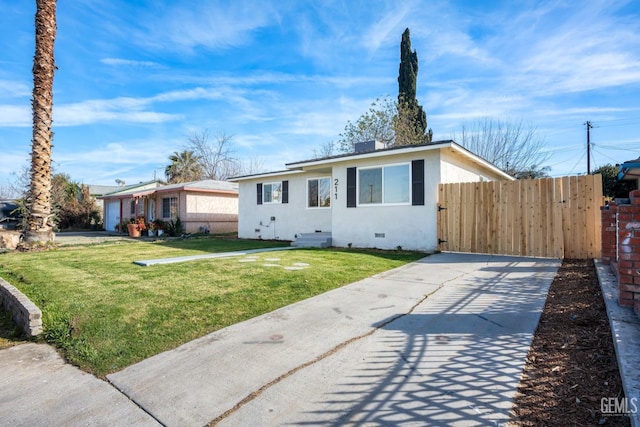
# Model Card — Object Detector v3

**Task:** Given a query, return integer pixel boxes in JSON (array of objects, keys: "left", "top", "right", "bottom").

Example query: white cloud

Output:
[
  {"left": 54, "top": 98, "right": 181, "bottom": 126},
  {"left": 0, "top": 105, "right": 29, "bottom": 127},
  {"left": 488, "top": 1, "right": 640, "bottom": 95},
  {"left": 361, "top": 2, "right": 415, "bottom": 53},
  {"left": 0, "top": 80, "right": 30, "bottom": 98},
  {"left": 135, "top": 1, "right": 279, "bottom": 53},
  {"left": 100, "top": 58, "right": 163, "bottom": 68}
]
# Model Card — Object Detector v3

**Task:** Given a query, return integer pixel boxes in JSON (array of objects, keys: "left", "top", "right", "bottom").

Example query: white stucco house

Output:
[{"left": 230, "top": 140, "right": 513, "bottom": 252}]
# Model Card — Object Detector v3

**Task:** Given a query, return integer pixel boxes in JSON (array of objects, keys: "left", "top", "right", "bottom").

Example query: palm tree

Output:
[
  {"left": 164, "top": 150, "right": 204, "bottom": 184},
  {"left": 25, "top": 0, "right": 57, "bottom": 243}
]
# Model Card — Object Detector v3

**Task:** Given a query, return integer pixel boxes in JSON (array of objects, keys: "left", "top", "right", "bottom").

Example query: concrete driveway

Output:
[
  {"left": 53, "top": 231, "right": 131, "bottom": 245},
  {"left": 1, "top": 253, "right": 560, "bottom": 426}
]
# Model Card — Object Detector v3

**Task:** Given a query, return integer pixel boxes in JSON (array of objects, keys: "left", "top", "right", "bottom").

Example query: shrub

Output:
[{"left": 165, "top": 217, "right": 184, "bottom": 237}]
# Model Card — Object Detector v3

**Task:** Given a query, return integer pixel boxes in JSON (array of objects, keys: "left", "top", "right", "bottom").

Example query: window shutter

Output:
[
  {"left": 282, "top": 180, "right": 289, "bottom": 204},
  {"left": 412, "top": 159, "right": 425, "bottom": 206},
  {"left": 347, "top": 167, "right": 356, "bottom": 208},
  {"left": 257, "top": 183, "right": 263, "bottom": 205}
]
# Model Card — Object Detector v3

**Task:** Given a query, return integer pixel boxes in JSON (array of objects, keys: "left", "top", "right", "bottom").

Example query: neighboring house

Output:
[
  {"left": 617, "top": 158, "right": 640, "bottom": 189},
  {"left": 230, "top": 140, "right": 513, "bottom": 252},
  {"left": 0, "top": 200, "right": 20, "bottom": 230},
  {"left": 100, "top": 180, "right": 238, "bottom": 234},
  {"left": 100, "top": 180, "right": 162, "bottom": 232},
  {"left": 87, "top": 184, "right": 123, "bottom": 225}
]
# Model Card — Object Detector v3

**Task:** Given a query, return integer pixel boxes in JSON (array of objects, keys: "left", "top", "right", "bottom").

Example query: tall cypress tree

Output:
[{"left": 397, "top": 28, "right": 432, "bottom": 145}]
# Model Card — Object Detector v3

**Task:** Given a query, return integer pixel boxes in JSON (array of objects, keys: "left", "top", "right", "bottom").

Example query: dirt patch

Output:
[
  {"left": 510, "top": 259, "right": 630, "bottom": 426},
  {"left": 0, "top": 306, "right": 26, "bottom": 350}
]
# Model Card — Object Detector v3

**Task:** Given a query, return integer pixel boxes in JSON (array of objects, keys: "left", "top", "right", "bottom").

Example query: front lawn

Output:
[{"left": 0, "top": 237, "right": 425, "bottom": 376}]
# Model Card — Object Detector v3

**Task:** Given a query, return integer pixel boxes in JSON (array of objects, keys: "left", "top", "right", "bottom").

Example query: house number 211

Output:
[{"left": 334, "top": 178, "right": 339, "bottom": 200}]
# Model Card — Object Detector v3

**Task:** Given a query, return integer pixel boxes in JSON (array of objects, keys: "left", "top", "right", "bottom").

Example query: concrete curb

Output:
[
  {"left": 0, "top": 277, "right": 42, "bottom": 337},
  {"left": 594, "top": 260, "right": 640, "bottom": 426},
  {"left": 133, "top": 246, "right": 296, "bottom": 266}
]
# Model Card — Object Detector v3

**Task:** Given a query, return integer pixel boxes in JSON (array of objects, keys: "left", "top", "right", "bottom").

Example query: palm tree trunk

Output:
[{"left": 25, "top": 0, "right": 57, "bottom": 243}]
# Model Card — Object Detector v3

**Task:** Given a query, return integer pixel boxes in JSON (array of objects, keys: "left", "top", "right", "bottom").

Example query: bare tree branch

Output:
[
  {"left": 187, "top": 130, "right": 240, "bottom": 180},
  {"left": 452, "top": 118, "right": 550, "bottom": 178},
  {"left": 312, "top": 141, "right": 336, "bottom": 158}
]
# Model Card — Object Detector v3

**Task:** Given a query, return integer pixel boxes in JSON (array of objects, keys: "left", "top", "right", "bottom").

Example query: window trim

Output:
[
  {"left": 263, "top": 182, "right": 283, "bottom": 204},
  {"left": 357, "top": 162, "right": 411, "bottom": 207},
  {"left": 306, "top": 177, "right": 331, "bottom": 209},
  {"left": 162, "top": 196, "right": 178, "bottom": 219}
]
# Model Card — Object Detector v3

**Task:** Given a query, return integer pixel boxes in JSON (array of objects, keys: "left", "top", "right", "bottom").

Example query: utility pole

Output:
[{"left": 585, "top": 121, "right": 593, "bottom": 174}]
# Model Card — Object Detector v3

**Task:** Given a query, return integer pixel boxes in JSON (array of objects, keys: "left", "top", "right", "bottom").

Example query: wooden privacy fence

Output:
[{"left": 437, "top": 175, "right": 603, "bottom": 259}]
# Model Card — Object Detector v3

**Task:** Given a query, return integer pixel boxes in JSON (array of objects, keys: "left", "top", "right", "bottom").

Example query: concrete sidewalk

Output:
[
  {"left": 0, "top": 253, "right": 560, "bottom": 426},
  {"left": 0, "top": 344, "right": 159, "bottom": 426}
]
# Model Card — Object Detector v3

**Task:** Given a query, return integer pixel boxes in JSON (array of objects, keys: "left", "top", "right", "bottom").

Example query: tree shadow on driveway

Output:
[{"left": 291, "top": 261, "right": 557, "bottom": 426}]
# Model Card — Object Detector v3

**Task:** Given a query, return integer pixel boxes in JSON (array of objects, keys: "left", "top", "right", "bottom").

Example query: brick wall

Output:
[
  {"left": 602, "top": 189, "right": 640, "bottom": 317},
  {"left": 0, "top": 277, "right": 42, "bottom": 337}
]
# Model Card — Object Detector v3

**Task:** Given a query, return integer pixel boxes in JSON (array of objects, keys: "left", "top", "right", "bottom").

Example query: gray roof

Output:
[
  {"left": 155, "top": 180, "right": 238, "bottom": 193},
  {"left": 88, "top": 185, "right": 121, "bottom": 196},
  {"left": 231, "top": 139, "right": 513, "bottom": 182},
  {"left": 99, "top": 179, "right": 238, "bottom": 199},
  {"left": 101, "top": 180, "right": 162, "bottom": 196}
]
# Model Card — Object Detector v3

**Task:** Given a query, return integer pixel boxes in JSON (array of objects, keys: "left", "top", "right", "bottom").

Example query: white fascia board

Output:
[
  {"left": 448, "top": 144, "right": 515, "bottom": 181},
  {"left": 286, "top": 141, "right": 452, "bottom": 169},
  {"left": 229, "top": 169, "right": 305, "bottom": 182}
]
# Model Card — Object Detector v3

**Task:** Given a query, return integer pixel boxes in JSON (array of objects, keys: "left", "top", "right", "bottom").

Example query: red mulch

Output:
[{"left": 510, "top": 259, "right": 630, "bottom": 426}]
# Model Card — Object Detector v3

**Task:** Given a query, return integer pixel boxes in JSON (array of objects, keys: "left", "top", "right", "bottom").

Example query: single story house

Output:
[
  {"left": 87, "top": 184, "right": 127, "bottom": 226},
  {"left": 100, "top": 179, "right": 238, "bottom": 234},
  {"left": 230, "top": 140, "right": 513, "bottom": 252},
  {"left": 617, "top": 158, "right": 640, "bottom": 188}
]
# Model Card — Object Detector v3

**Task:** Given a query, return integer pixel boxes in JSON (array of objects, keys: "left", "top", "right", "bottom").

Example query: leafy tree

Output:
[
  {"left": 395, "top": 100, "right": 433, "bottom": 147},
  {"left": 25, "top": 0, "right": 57, "bottom": 243},
  {"left": 396, "top": 28, "right": 431, "bottom": 146},
  {"left": 332, "top": 28, "right": 434, "bottom": 155},
  {"left": 50, "top": 173, "right": 100, "bottom": 230},
  {"left": 452, "top": 118, "right": 550, "bottom": 179},
  {"left": 336, "top": 96, "right": 396, "bottom": 153},
  {"left": 164, "top": 150, "right": 204, "bottom": 183},
  {"left": 592, "top": 164, "right": 637, "bottom": 198}
]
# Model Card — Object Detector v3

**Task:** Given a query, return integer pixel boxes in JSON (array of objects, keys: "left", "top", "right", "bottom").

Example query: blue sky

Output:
[{"left": 1, "top": 0, "right": 639, "bottom": 189}]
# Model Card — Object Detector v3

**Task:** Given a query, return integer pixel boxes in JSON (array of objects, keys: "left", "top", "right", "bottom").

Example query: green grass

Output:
[{"left": 0, "top": 236, "right": 425, "bottom": 376}]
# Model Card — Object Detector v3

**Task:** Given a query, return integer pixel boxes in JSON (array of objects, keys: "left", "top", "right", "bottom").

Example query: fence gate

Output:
[{"left": 437, "top": 175, "right": 603, "bottom": 259}]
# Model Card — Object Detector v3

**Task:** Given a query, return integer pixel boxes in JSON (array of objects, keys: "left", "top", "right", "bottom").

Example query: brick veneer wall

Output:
[
  {"left": 601, "top": 189, "right": 640, "bottom": 317},
  {"left": 0, "top": 277, "right": 42, "bottom": 337}
]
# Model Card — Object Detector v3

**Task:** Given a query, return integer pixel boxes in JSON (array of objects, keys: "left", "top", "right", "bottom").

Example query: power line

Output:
[
  {"left": 598, "top": 122, "right": 640, "bottom": 128},
  {"left": 567, "top": 151, "right": 587, "bottom": 175},
  {"left": 591, "top": 146, "right": 622, "bottom": 165}
]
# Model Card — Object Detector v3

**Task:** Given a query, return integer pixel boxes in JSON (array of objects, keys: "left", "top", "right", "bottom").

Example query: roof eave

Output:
[
  {"left": 447, "top": 144, "right": 515, "bottom": 181},
  {"left": 286, "top": 140, "right": 454, "bottom": 169},
  {"left": 229, "top": 169, "right": 305, "bottom": 182}
]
